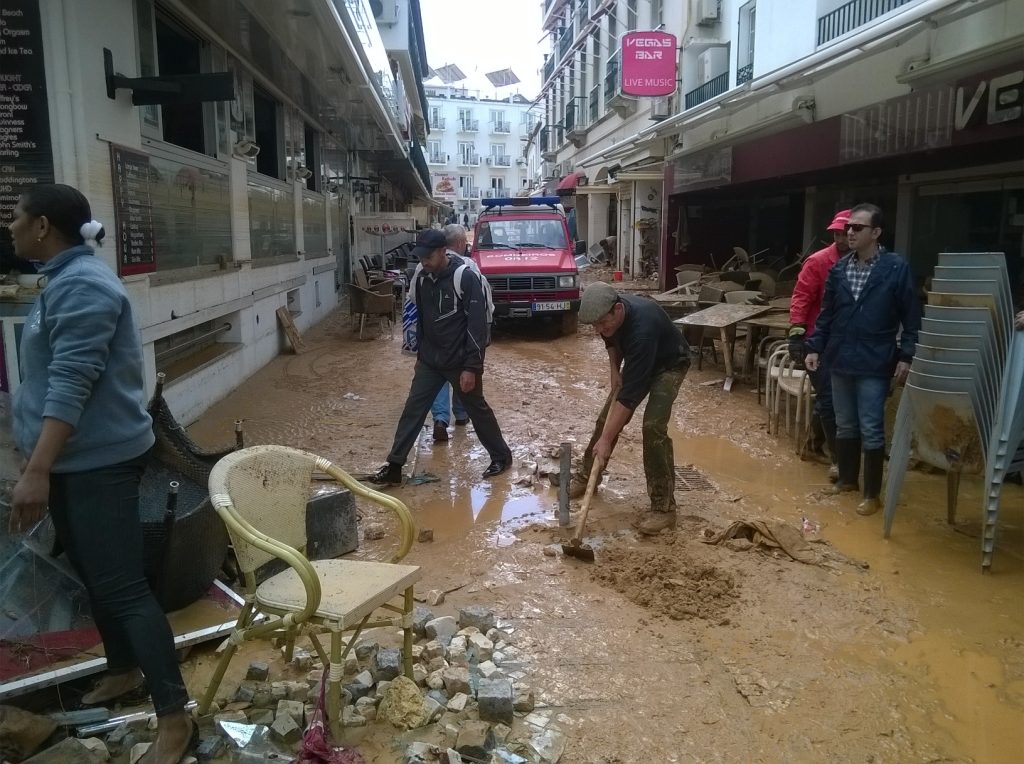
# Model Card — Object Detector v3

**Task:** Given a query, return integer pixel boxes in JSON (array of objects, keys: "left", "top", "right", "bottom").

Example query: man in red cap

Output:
[{"left": 788, "top": 209, "right": 851, "bottom": 479}]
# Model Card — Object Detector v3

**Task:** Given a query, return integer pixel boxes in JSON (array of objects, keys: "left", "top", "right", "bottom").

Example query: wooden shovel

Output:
[{"left": 561, "top": 462, "right": 602, "bottom": 562}]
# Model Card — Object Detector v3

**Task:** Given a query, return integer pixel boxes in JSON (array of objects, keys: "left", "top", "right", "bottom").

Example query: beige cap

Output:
[{"left": 579, "top": 282, "right": 619, "bottom": 323}]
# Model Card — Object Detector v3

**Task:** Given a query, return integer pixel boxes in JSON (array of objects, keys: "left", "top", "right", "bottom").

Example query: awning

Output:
[{"left": 556, "top": 171, "right": 587, "bottom": 191}]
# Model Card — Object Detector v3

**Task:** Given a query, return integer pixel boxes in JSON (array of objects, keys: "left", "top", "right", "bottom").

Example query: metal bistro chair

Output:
[{"left": 199, "top": 446, "right": 419, "bottom": 738}]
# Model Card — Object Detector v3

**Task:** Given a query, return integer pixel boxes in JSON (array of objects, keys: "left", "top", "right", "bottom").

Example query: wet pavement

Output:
[{"left": 187, "top": 301, "right": 1024, "bottom": 763}]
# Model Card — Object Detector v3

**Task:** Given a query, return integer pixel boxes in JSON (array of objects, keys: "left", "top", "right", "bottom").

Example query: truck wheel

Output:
[{"left": 560, "top": 311, "right": 579, "bottom": 335}]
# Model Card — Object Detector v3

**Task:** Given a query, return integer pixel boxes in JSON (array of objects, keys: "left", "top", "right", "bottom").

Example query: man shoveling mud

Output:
[{"left": 573, "top": 282, "right": 690, "bottom": 535}]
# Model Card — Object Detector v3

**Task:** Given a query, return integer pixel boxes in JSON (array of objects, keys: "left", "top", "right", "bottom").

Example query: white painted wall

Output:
[
  {"left": 750, "top": 0, "right": 817, "bottom": 76},
  {"left": 35, "top": 0, "right": 347, "bottom": 425}
]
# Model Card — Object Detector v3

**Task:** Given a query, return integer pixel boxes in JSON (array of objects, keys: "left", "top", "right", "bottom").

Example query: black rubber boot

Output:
[
  {"left": 831, "top": 437, "right": 861, "bottom": 494},
  {"left": 857, "top": 448, "right": 885, "bottom": 515},
  {"left": 823, "top": 418, "right": 839, "bottom": 482}
]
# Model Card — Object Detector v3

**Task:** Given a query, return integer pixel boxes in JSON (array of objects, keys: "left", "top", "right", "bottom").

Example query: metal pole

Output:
[{"left": 558, "top": 442, "right": 571, "bottom": 527}]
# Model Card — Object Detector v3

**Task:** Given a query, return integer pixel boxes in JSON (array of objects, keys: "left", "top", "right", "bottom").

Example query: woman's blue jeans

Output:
[
  {"left": 830, "top": 372, "right": 889, "bottom": 450},
  {"left": 48, "top": 455, "right": 189, "bottom": 716},
  {"left": 430, "top": 382, "right": 467, "bottom": 425}
]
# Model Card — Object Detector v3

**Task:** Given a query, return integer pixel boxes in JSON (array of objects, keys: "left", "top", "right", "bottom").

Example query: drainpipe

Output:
[{"left": 40, "top": 0, "right": 77, "bottom": 186}]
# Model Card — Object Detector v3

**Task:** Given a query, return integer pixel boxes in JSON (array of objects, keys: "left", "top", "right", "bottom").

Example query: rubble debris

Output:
[
  {"left": 275, "top": 699, "right": 304, "bottom": 727},
  {"left": 355, "top": 696, "right": 378, "bottom": 721},
  {"left": 345, "top": 671, "right": 375, "bottom": 702},
  {"left": 455, "top": 720, "right": 495, "bottom": 760},
  {"left": 478, "top": 660, "right": 502, "bottom": 679},
  {"left": 354, "top": 639, "right": 379, "bottom": 661},
  {"left": 468, "top": 633, "right": 494, "bottom": 662},
  {"left": 513, "top": 687, "right": 536, "bottom": 713},
  {"left": 196, "top": 734, "right": 226, "bottom": 761},
  {"left": 458, "top": 606, "right": 496, "bottom": 633},
  {"left": 413, "top": 607, "right": 434, "bottom": 637},
  {"left": 378, "top": 676, "right": 433, "bottom": 730},
  {"left": 0, "top": 705, "right": 59, "bottom": 760},
  {"left": 492, "top": 723, "right": 512, "bottom": 745},
  {"left": 78, "top": 738, "right": 110, "bottom": 761},
  {"left": 342, "top": 706, "right": 367, "bottom": 727},
  {"left": 441, "top": 667, "right": 472, "bottom": 696},
  {"left": 128, "top": 742, "right": 151, "bottom": 764},
  {"left": 216, "top": 721, "right": 268, "bottom": 749},
  {"left": 418, "top": 528, "right": 435, "bottom": 543},
  {"left": 426, "top": 589, "right": 446, "bottom": 606},
  {"left": 364, "top": 522, "right": 387, "bottom": 540},
  {"left": 246, "top": 661, "right": 270, "bottom": 681},
  {"left": 269, "top": 712, "right": 301, "bottom": 744},
  {"left": 22, "top": 736, "right": 107, "bottom": 763},
  {"left": 527, "top": 727, "right": 567, "bottom": 763},
  {"left": 375, "top": 648, "right": 403, "bottom": 681},
  {"left": 477, "top": 678, "right": 514, "bottom": 725},
  {"left": 426, "top": 616, "right": 459, "bottom": 646},
  {"left": 405, "top": 741, "right": 441, "bottom": 764},
  {"left": 446, "top": 692, "right": 469, "bottom": 713}
]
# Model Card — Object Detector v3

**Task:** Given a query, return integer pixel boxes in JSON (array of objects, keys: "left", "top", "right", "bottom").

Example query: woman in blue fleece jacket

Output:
[{"left": 8, "top": 185, "right": 193, "bottom": 763}]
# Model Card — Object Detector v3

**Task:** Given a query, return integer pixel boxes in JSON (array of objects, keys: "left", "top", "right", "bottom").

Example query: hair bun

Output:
[{"left": 80, "top": 219, "right": 104, "bottom": 246}]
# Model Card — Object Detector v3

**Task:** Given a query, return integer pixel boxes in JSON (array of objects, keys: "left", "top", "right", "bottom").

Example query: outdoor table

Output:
[
  {"left": 674, "top": 303, "right": 772, "bottom": 390},
  {"left": 739, "top": 311, "right": 792, "bottom": 377}
]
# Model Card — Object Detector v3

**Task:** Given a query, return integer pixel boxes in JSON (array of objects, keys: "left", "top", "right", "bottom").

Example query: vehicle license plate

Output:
[{"left": 532, "top": 301, "right": 570, "bottom": 312}]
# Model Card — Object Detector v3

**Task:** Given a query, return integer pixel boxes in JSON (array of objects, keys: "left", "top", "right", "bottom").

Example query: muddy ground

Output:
[{"left": 184, "top": 278, "right": 1024, "bottom": 763}]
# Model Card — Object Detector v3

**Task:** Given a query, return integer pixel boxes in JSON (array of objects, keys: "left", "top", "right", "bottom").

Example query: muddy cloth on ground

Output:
[{"left": 701, "top": 520, "right": 816, "bottom": 564}]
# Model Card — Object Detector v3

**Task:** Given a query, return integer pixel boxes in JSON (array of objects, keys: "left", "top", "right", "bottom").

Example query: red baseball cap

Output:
[{"left": 827, "top": 209, "right": 852, "bottom": 232}]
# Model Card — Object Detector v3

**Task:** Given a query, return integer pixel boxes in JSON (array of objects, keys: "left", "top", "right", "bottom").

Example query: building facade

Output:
[
  {"left": 423, "top": 85, "right": 539, "bottom": 221},
  {"left": 1, "top": 0, "right": 433, "bottom": 422},
  {"left": 540, "top": 0, "right": 1024, "bottom": 296}
]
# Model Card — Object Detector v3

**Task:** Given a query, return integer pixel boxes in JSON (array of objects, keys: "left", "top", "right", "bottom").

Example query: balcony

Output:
[
  {"left": 736, "top": 62, "right": 754, "bottom": 85},
  {"left": 429, "top": 117, "right": 446, "bottom": 131},
  {"left": 490, "top": 120, "right": 511, "bottom": 134},
  {"left": 427, "top": 151, "right": 446, "bottom": 165},
  {"left": 487, "top": 154, "right": 512, "bottom": 167},
  {"left": 543, "top": 56, "right": 555, "bottom": 85},
  {"left": 458, "top": 152, "right": 480, "bottom": 167},
  {"left": 685, "top": 71, "right": 729, "bottom": 110},
  {"left": 458, "top": 119, "right": 479, "bottom": 133},
  {"left": 817, "top": 0, "right": 914, "bottom": 46},
  {"left": 557, "top": 23, "right": 573, "bottom": 60},
  {"left": 458, "top": 186, "right": 481, "bottom": 200},
  {"left": 565, "top": 96, "right": 587, "bottom": 145},
  {"left": 603, "top": 48, "right": 620, "bottom": 104},
  {"left": 484, "top": 188, "right": 507, "bottom": 199},
  {"left": 589, "top": 84, "right": 600, "bottom": 124},
  {"left": 540, "top": 126, "right": 559, "bottom": 161}
]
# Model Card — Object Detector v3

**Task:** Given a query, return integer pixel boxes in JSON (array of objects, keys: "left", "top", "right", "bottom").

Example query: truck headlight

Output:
[{"left": 558, "top": 275, "right": 576, "bottom": 288}]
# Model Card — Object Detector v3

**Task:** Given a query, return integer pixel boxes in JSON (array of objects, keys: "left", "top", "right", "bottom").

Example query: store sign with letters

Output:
[{"left": 620, "top": 31, "right": 678, "bottom": 98}]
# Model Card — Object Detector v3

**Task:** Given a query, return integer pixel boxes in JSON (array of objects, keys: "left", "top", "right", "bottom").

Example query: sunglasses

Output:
[{"left": 845, "top": 223, "right": 873, "bottom": 233}]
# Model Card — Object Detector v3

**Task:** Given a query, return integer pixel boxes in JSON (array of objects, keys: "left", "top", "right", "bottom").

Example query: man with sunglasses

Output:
[
  {"left": 788, "top": 209, "right": 851, "bottom": 480},
  {"left": 572, "top": 282, "right": 690, "bottom": 535},
  {"left": 804, "top": 203, "right": 920, "bottom": 516}
]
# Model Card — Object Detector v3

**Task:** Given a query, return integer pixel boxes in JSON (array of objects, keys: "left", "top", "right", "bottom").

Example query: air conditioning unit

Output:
[
  {"left": 651, "top": 97, "right": 671, "bottom": 121},
  {"left": 485, "top": 157, "right": 493, "bottom": 165},
  {"left": 515, "top": 157, "right": 526, "bottom": 166},
  {"left": 697, "top": 48, "right": 727, "bottom": 84},
  {"left": 370, "top": 0, "right": 399, "bottom": 26},
  {"left": 697, "top": 0, "right": 720, "bottom": 25}
]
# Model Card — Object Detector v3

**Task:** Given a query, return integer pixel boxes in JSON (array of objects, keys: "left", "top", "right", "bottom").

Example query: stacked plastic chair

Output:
[{"left": 883, "top": 252, "right": 1023, "bottom": 571}]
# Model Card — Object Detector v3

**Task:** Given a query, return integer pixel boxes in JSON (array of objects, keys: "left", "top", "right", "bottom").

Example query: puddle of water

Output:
[{"left": 671, "top": 430, "right": 1024, "bottom": 760}]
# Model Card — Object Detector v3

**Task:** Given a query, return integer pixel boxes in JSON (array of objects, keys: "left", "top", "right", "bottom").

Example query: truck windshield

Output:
[{"left": 476, "top": 219, "right": 567, "bottom": 250}]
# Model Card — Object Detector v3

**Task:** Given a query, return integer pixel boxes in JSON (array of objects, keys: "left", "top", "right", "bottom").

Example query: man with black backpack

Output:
[{"left": 370, "top": 228, "right": 512, "bottom": 485}]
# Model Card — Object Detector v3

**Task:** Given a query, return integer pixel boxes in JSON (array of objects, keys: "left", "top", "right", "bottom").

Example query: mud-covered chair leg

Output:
[{"left": 199, "top": 601, "right": 255, "bottom": 714}]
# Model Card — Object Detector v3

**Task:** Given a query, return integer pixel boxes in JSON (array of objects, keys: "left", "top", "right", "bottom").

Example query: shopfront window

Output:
[{"left": 911, "top": 180, "right": 1024, "bottom": 297}]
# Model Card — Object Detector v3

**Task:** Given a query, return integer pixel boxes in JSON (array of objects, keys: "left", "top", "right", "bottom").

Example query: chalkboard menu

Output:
[
  {"left": 110, "top": 145, "right": 157, "bottom": 275},
  {"left": 0, "top": 0, "right": 55, "bottom": 268}
]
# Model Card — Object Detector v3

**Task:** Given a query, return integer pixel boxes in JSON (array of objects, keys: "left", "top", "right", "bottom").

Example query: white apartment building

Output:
[
  {"left": 423, "top": 85, "right": 539, "bottom": 221},
  {"left": 1, "top": 0, "right": 434, "bottom": 423},
  {"left": 540, "top": 0, "right": 1024, "bottom": 295}
]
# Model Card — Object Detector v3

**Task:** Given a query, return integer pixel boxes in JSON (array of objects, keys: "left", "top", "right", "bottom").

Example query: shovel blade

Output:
[{"left": 560, "top": 539, "right": 595, "bottom": 562}]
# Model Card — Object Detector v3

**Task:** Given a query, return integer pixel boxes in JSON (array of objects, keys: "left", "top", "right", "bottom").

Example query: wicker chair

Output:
[{"left": 198, "top": 446, "right": 419, "bottom": 738}]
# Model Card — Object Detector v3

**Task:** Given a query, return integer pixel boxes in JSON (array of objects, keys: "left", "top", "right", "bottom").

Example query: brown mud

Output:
[{"left": 186, "top": 291, "right": 1024, "bottom": 763}]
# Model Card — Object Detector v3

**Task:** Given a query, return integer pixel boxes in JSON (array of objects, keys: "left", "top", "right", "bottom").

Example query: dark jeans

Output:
[
  {"left": 49, "top": 455, "right": 189, "bottom": 716},
  {"left": 583, "top": 363, "right": 689, "bottom": 512},
  {"left": 387, "top": 363, "right": 512, "bottom": 466},
  {"left": 831, "top": 372, "right": 889, "bottom": 450}
]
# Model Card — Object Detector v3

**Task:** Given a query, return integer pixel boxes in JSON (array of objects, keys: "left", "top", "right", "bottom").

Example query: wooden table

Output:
[{"left": 674, "top": 303, "right": 772, "bottom": 390}]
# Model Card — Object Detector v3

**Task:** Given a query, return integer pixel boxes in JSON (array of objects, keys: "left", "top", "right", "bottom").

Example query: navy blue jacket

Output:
[{"left": 805, "top": 251, "right": 920, "bottom": 378}]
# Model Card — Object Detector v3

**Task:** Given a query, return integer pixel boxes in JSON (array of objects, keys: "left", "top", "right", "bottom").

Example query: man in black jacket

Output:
[
  {"left": 573, "top": 282, "right": 690, "bottom": 535},
  {"left": 370, "top": 229, "right": 512, "bottom": 485}
]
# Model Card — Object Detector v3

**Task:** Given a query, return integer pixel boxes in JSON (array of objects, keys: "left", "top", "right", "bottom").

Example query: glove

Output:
[{"left": 787, "top": 325, "right": 807, "bottom": 365}]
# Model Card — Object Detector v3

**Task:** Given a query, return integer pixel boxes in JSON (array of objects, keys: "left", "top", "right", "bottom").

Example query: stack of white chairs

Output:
[{"left": 883, "top": 252, "right": 1023, "bottom": 571}]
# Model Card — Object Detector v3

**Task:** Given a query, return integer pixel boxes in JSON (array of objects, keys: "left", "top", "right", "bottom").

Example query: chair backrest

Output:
[
  {"left": 209, "top": 446, "right": 317, "bottom": 574},
  {"left": 676, "top": 270, "right": 703, "bottom": 288},
  {"left": 768, "top": 297, "right": 791, "bottom": 310},
  {"left": 724, "top": 290, "right": 763, "bottom": 304},
  {"left": 354, "top": 269, "right": 370, "bottom": 289}
]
